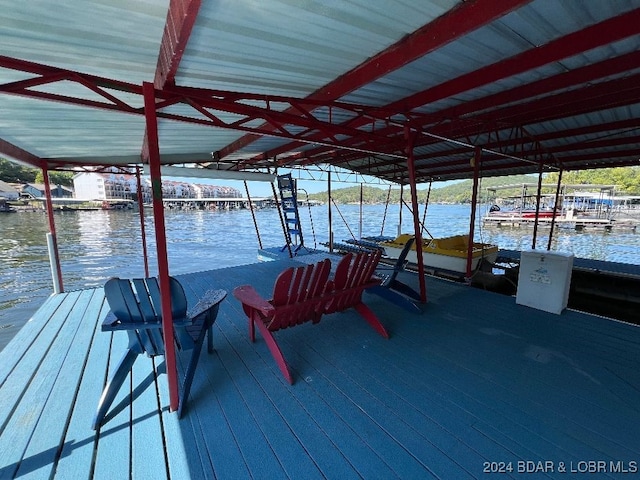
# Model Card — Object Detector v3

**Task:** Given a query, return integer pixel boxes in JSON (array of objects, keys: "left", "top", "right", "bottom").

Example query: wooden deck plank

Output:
[
  {"left": 0, "top": 293, "right": 65, "bottom": 387},
  {"left": 220, "top": 305, "right": 424, "bottom": 478},
  {"left": 54, "top": 292, "right": 112, "bottom": 479},
  {"left": 413, "top": 288, "right": 640, "bottom": 459},
  {"left": 0, "top": 290, "right": 91, "bottom": 479},
  {"left": 214, "top": 300, "right": 366, "bottom": 480},
  {"left": 157, "top": 361, "right": 209, "bottom": 480},
  {"left": 0, "top": 291, "right": 82, "bottom": 432},
  {"left": 298, "top": 319, "right": 520, "bottom": 467},
  {"left": 274, "top": 317, "right": 477, "bottom": 479},
  {"left": 366, "top": 282, "right": 640, "bottom": 463},
  {"left": 92, "top": 330, "right": 133, "bottom": 480},
  {"left": 193, "top": 315, "right": 327, "bottom": 480},
  {"left": 191, "top": 349, "right": 291, "bottom": 479},
  {"left": 131, "top": 355, "right": 168, "bottom": 480},
  {"left": 15, "top": 289, "right": 102, "bottom": 480}
]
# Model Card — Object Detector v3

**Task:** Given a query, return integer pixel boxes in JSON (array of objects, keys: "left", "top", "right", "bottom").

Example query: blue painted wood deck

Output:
[{"left": 1, "top": 257, "right": 639, "bottom": 479}]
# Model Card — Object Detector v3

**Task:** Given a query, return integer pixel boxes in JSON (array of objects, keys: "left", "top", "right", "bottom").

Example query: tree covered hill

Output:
[
  {"left": 308, "top": 167, "right": 640, "bottom": 204},
  {"left": 0, "top": 159, "right": 74, "bottom": 186}
]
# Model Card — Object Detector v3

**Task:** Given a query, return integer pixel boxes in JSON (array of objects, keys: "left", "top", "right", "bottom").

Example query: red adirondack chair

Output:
[
  {"left": 233, "top": 259, "right": 332, "bottom": 383},
  {"left": 233, "top": 252, "right": 388, "bottom": 383},
  {"left": 323, "top": 250, "right": 389, "bottom": 339}
]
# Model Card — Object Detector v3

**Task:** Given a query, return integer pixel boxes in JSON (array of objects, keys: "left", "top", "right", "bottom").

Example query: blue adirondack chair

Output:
[
  {"left": 368, "top": 236, "right": 423, "bottom": 313},
  {"left": 92, "top": 276, "right": 226, "bottom": 429}
]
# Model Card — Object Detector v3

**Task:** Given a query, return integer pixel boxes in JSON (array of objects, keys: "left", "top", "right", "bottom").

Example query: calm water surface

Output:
[{"left": 2, "top": 203, "right": 639, "bottom": 350}]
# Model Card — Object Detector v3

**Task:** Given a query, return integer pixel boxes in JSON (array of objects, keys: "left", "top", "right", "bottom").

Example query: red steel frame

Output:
[
  {"left": 217, "top": 0, "right": 533, "bottom": 161},
  {"left": 142, "top": 81, "right": 180, "bottom": 412},
  {"left": 405, "top": 127, "right": 427, "bottom": 303},
  {"left": 465, "top": 148, "right": 481, "bottom": 282},
  {"left": 247, "top": 8, "right": 640, "bottom": 168}
]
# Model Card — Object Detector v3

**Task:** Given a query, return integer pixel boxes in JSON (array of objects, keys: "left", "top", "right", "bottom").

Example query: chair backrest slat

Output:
[
  {"left": 325, "top": 250, "right": 381, "bottom": 314},
  {"left": 268, "top": 259, "right": 331, "bottom": 330},
  {"left": 104, "top": 278, "right": 139, "bottom": 323},
  {"left": 145, "top": 278, "right": 162, "bottom": 317},
  {"left": 168, "top": 277, "right": 188, "bottom": 319},
  {"left": 133, "top": 278, "right": 158, "bottom": 322},
  {"left": 273, "top": 267, "right": 295, "bottom": 306},
  {"left": 104, "top": 276, "right": 199, "bottom": 356}
]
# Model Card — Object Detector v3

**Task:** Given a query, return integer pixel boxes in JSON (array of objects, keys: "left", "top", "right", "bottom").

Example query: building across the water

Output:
[
  {"left": 73, "top": 172, "right": 242, "bottom": 205},
  {"left": 20, "top": 183, "right": 74, "bottom": 199}
]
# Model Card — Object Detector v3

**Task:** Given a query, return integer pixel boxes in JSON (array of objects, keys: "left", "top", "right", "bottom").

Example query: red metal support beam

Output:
[
  {"left": 465, "top": 148, "right": 481, "bottom": 283},
  {"left": 142, "top": 81, "right": 180, "bottom": 413},
  {"left": 301, "top": 74, "right": 640, "bottom": 177},
  {"left": 154, "top": 0, "right": 201, "bottom": 88},
  {"left": 531, "top": 162, "right": 545, "bottom": 250},
  {"left": 548, "top": 169, "right": 563, "bottom": 251},
  {"left": 143, "top": 0, "right": 202, "bottom": 159},
  {"left": 0, "top": 138, "right": 44, "bottom": 170},
  {"left": 218, "top": 0, "right": 533, "bottom": 160},
  {"left": 263, "top": 8, "right": 640, "bottom": 167},
  {"left": 405, "top": 126, "right": 427, "bottom": 303}
]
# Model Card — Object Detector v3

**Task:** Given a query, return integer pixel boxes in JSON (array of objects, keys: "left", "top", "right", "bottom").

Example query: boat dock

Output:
[
  {"left": 482, "top": 214, "right": 638, "bottom": 232},
  {"left": 2, "top": 257, "right": 639, "bottom": 479}
]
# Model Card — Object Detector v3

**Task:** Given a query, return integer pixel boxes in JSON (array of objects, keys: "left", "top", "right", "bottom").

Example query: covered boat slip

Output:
[{"left": 1, "top": 258, "right": 639, "bottom": 479}]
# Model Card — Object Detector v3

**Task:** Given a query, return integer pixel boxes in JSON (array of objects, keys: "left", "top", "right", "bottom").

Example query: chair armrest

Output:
[
  {"left": 188, "top": 289, "right": 227, "bottom": 319},
  {"left": 233, "top": 285, "right": 274, "bottom": 316},
  {"left": 101, "top": 311, "right": 163, "bottom": 332}
]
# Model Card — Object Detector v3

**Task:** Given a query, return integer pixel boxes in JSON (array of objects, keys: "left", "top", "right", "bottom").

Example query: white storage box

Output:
[{"left": 516, "top": 250, "right": 574, "bottom": 314}]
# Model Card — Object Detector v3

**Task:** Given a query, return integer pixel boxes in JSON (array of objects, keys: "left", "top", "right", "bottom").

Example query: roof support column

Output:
[
  {"left": 244, "top": 181, "right": 263, "bottom": 250},
  {"left": 465, "top": 147, "right": 481, "bottom": 283},
  {"left": 327, "top": 171, "right": 333, "bottom": 253},
  {"left": 547, "top": 169, "right": 563, "bottom": 251},
  {"left": 135, "top": 166, "right": 150, "bottom": 277},
  {"left": 531, "top": 162, "right": 544, "bottom": 249},
  {"left": 398, "top": 185, "right": 403, "bottom": 237},
  {"left": 405, "top": 126, "right": 427, "bottom": 303},
  {"left": 359, "top": 183, "right": 364, "bottom": 240},
  {"left": 42, "top": 164, "right": 64, "bottom": 293},
  {"left": 143, "top": 81, "right": 179, "bottom": 412}
]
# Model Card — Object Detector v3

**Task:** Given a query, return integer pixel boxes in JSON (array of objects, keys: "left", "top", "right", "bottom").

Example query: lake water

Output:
[{"left": 2, "top": 203, "right": 639, "bottom": 350}]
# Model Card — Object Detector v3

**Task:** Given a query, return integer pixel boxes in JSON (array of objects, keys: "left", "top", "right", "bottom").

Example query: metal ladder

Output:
[{"left": 277, "top": 173, "right": 304, "bottom": 252}]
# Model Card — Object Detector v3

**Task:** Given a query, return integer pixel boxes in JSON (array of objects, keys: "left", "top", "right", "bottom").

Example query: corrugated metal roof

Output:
[{"left": 1, "top": 0, "right": 640, "bottom": 182}]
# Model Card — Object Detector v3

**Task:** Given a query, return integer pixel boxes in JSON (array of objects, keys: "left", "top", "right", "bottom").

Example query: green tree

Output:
[
  {"left": 35, "top": 170, "right": 74, "bottom": 187},
  {"left": 0, "top": 158, "right": 38, "bottom": 183},
  {"left": 546, "top": 167, "right": 640, "bottom": 194}
]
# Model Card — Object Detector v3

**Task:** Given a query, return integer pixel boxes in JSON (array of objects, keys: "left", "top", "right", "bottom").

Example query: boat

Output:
[
  {"left": 378, "top": 233, "right": 499, "bottom": 274},
  {"left": 0, "top": 198, "right": 16, "bottom": 212}
]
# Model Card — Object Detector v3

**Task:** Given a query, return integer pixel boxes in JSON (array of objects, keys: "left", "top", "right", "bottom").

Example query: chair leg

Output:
[
  {"left": 177, "top": 337, "right": 206, "bottom": 418},
  {"left": 389, "top": 279, "right": 422, "bottom": 302},
  {"left": 367, "top": 285, "right": 422, "bottom": 314},
  {"left": 249, "top": 312, "right": 257, "bottom": 342},
  {"left": 354, "top": 302, "right": 390, "bottom": 339},
  {"left": 92, "top": 348, "right": 139, "bottom": 430},
  {"left": 207, "top": 324, "right": 215, "bottom": 354},
  {"left": 253, "top": 319, "right": 293, "bottom": 384}
]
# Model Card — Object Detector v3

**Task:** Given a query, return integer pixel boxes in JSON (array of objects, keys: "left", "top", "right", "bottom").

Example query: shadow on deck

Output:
[{"left": 1, "top": 258, "right": 639, "bottom": 479}]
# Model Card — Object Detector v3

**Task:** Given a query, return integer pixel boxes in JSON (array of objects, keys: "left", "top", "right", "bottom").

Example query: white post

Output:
[{"left": 46, "top": 233, "right": 62, "bottom": 294}]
